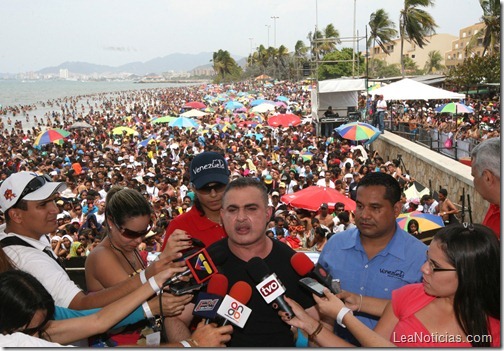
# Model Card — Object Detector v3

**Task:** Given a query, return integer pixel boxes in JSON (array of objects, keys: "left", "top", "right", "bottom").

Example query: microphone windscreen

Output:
[
  {"left": 245, "top": 256, "right": 270, "bottom": 283},
  {"left": 290, "top": 252, "right": 314, "bottom": 276},
  {"left": 229, "top": 281, "right": 253, "bottom": 305},
  {"left": 207, "top": 273, "right": 228, "bottom": 297},
  {"left": 207, "top": 244, "right": 228, "bottom": 266}
]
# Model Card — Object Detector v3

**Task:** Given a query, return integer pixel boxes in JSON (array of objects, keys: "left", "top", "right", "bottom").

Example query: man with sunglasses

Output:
[
  {"left": 161, "top": 151, "right": 230, "bottom": 253},
  {"left": 0, "top": 172, "right": 187, "bottom": 330}
]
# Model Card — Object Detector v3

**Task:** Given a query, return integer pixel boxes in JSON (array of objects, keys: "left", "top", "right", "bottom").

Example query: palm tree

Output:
[
  {"left": 424, "top": 50, "right": 444, "bottom": 73},
  {"left": 319, "top": 24, "right": 340, "bottom": 56},
  {"left": 368, "top": 9, "right": 398, "bottom": 77},
  {"left": 307, "top": 29, "right": 323, "bottom": 61},
  {"left": 399, "top": 0, "right": 438, "bottom": 77},
  {"left": 468, "top": 0, "right": 501, "bottom": 55},
  {"left": 211, "top": 50, "right": 234, "bottom": 79},
  {"left": 294, "top": 40, "right": 308, "bottom": 58}
]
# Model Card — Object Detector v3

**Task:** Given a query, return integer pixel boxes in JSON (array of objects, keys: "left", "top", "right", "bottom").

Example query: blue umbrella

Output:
[
  {"left": 225, "top": 101, "right": 244, "bottom": 110},
  {"left": 250, "top": 99, "right": 275, "bottom": 107},
  {"left": 169, "top": 117, "right": 199, "bottom": 128},
  {"left": 245, "top": 133, "right": 264, "bottom": 141},
  {"left": 276, "top": 96, "right": 289, "bottom": 102},
  {"left": 137, "top": 135, "right": 157, "bottom": 148}
]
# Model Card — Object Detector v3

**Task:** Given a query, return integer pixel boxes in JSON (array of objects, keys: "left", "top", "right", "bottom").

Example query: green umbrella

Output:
[{"left": 152, "top": 116, "right": 176, "bottom": 124}]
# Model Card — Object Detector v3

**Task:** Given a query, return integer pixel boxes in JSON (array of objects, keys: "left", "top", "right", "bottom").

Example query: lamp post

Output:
[
  {"left": 265, "top": 24, "right": 271, "bottom": 47},
  {"left": 248, "top": 37, "right": 254, "bottom": 56},
  {"left": 271, "top": 16, "right": 279, "bottom": 47}
]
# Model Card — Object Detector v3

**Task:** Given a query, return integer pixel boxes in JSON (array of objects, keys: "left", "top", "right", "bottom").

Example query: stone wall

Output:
[{"left": 371, "top": 132, "right": 488, "bottom": 223}]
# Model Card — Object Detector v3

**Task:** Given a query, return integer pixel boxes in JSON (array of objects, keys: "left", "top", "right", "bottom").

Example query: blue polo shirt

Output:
[{"left": 318, "top": 226, "right": 427, "bottom": 344}]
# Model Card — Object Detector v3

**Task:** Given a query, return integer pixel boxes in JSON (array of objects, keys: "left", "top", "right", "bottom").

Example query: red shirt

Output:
[
  {"left": 482, "top": 203, "right": 500, "bottom": 240},
  {"left": 161, "top": 206, "right": 227, "bottom": 251}
]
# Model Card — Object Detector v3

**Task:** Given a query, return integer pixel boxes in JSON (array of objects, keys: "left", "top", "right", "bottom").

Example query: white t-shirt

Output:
[
  {"left": 0, "top": 228, "right": 81, "bottom": 308},
  {"left": 0, "top": 332, "right": 73, "bottom": 347}
]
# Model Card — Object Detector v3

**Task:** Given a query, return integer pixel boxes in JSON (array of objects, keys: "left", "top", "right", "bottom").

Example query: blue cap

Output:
[{"left": 190, "top": 152, "right": 230, "bottom": 190}]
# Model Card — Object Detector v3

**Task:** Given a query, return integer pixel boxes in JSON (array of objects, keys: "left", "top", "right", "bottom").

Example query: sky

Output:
[{"left": 0, "top": 0, "right": 483, "bottom": 73}]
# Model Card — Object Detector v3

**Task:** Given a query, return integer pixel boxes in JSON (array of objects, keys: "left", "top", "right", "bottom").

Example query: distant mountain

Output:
[{"left": 35, "top": 52, "right": 245, "bottom": 75}]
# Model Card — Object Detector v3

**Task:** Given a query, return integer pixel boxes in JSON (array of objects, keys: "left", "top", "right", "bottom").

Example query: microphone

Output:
[
  {"left": 192, "top": 274, "right": 228, "bottom": 323},
  {"left": 245, "top": 257, "right": 294, "bottom": 318},
  {"left": 163, "top": 245, "right": 225, "bottom": 287},
  {"left": 216, "top": 281, "right": 253, "bottom": 328},
  {"left": 290, "top": 252, "right": 337, "bottom": 294}
]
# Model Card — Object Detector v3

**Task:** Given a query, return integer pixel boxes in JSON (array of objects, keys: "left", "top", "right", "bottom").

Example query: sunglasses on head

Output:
[
  {"left": 14, "top": 174, "right": 53, "bottom": 207},
  {"left": 196, "top": 182, "right": 226, "bottom": 195},
  {"left": 114, "top": 219, "right": 153, "bottom": 239}
]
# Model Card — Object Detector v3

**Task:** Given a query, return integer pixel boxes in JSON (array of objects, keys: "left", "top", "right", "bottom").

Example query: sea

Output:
[{"left": 0, "top": 80, "right": 195, "bottom": 130}]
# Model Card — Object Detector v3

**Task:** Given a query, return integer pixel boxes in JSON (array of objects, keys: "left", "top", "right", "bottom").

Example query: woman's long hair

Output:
[
  {"left": 0, "top": 270, "right": 55, "bottom": 339},
  {"left": 434, "top": 224, "right": 500, "bottom": 347}
]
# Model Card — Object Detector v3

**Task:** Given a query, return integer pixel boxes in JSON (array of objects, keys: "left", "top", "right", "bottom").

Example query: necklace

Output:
[{"left": 109, "top": 240, "right": 145, "bottom": 275}]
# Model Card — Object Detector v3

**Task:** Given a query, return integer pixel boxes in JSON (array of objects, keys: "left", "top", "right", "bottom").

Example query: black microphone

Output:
[
  {"left": 245, "top": 256, "right": 294, "bottom": 318},
  {"left": 163, "top": 245, "right": 227, "bottom": 287}
]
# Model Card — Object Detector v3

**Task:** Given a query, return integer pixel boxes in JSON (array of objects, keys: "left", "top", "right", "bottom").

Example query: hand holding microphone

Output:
[
  {"left": 245, "top": 257, "right": 294, "bottom": 318},
  {"left": 290, "top": 252, "right": 339, "bottom": 294}
]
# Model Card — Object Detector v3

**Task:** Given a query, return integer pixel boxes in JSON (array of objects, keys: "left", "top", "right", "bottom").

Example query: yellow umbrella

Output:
[{"left": 112, "top": 126, "right": 138, "bottom": 136}]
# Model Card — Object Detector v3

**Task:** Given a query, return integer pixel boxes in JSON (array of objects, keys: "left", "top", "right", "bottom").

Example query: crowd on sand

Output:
[
  {"left": 0, "top": 80, "right": 499, "bottom": 258},
  {"left": 0, "top": 78, "right": 500, "bottom": 348}
]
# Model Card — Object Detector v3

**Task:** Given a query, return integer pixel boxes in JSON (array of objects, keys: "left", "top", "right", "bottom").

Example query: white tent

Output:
[
  {"left": 372, "top": 78, "right": 465, "bottom": 101},
  {"left": 313, "top": 78, "right": 366, "bottom": 120}
]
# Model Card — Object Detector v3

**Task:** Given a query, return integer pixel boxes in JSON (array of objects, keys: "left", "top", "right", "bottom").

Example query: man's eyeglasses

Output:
[
  {"left": 196, "top": 183, "right": 226, "bottom": 195},
  {"left": 114, "top": 219, "right": 153, "bottom": 239},
  {"left": 425, "top": 252, "right": 456, "bottom": 273},
  {"left": 14, "top": 174, "right": 52, "bottom": 207}
]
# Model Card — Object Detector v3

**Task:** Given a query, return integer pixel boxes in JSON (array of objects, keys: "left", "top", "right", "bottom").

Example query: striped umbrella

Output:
[
  {"left": 396, "top": 211, "right": 445, "bottom": 233},
  {"left": 34, "top": 128, "right": 70, "bottom": 146},
  {"left": 435, "top": 102, "right": 474, "bottom": 114},
  {"left": 335, "top": 122, "right": 380, "bottom": 141}
]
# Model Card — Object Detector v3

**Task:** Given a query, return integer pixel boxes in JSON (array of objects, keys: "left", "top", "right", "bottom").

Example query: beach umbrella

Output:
[
  {"left": 268, "top": 113, "right": 301, "bottom": 127},
  {"left": 396, "top": 211, "right": 444, "bottom": 233},
  {"left": 276, "top": 96, "right": 289, "bottom": 102},
  {"left": 404, "top": 181, "right": 430, "bottom": 200},
  {"left": 252, "top": 103, "right": 276, "bottom": 113},
  {"left": 183, "top": 101, "right": 206, "bottom": 109},
  {"left": 69, "top": 121, "right": 93, "bottom": 129},
  {"left": 137, "top": 135, "right": 157, "bottom": 148},
  {"left": 300, "top": 151, "right": 313, "bottom": 162},
  {"left": 224, "top": 101, "right": 244, "bottom": 110},
  {"left": 335, "top": 122, "right": 380, "bottom": 141},
  {"left": 34, "top": 128, "right": 70, "bottom": 146},
  {"left": 250, "top": 99, "right": 275, "bottom": 107},
  {"left": 112, "top": 126, "right": 138, "bottom": 136},
  {"left": 245, "top": 132, "right": 264, "bottom": 141},
  {"left": 435, "top": 102, "right": 473, "bottom": 114},
  {"left": 169, "top": 116, "right": 199, "bottom": 129},
  {"left": 281, "top": 186, "right": 356, "bottom": 212},
  {"left": 151, "top": 116, "right": 176, "bottom": 124},
  {"left": 180, "top": 109, "right": 208, "bottom": 118}
]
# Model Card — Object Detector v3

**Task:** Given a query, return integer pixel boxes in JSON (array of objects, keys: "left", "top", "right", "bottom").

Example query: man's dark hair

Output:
[
  {"left": 223, "top": 177, "right": 268, "bottom": 206},
  {"left": 356, "top": 172, "right": 401, "bottom": 205}
]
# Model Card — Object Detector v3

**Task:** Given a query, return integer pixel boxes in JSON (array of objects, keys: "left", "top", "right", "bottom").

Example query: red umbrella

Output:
[
  {"left": 281, "top": 186, "right": 356, "bottom": 212},
  {"left": 183, "top": 101, "right": 206, "bottom": 109},
  {"left": 267, "top": 113, "right": 301, "bottom": 127}
]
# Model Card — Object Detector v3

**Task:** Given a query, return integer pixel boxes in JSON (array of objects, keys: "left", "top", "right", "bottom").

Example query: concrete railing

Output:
[{"left": 371, "top": 131, "right": 488, "bottom": 223}]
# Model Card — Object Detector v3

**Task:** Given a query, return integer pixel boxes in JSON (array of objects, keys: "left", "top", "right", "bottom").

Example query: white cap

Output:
[{"left": 0, "top": 172, "right": 67, "bottom": 212}]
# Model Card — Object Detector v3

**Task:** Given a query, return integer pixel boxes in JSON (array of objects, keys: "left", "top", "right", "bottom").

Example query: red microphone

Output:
[
  {"left": 217, "top": 281, "right": 253, "bottom": 327},
  {"left": 290, "top": 252, "right": 337, "bottom": 293},
  {"left": 208, "top": 273, "right": 229, "bottom": 297},
  {"left": 229, "top": 281, "right": 252, "bottom": 305}
]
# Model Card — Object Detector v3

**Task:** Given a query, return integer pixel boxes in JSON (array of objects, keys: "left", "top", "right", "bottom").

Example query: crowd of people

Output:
[{"left": 0, "top": 79, "right": 500, "bottom": 347}]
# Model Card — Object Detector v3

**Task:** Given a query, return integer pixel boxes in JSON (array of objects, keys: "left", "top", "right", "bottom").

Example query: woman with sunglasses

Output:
[
  {"left": 85, "top": 186, "right": 194, "bottom": 346},
  {"left": 279, "top": 224, "right": 500, "bottom": 347},
  {"left": 161, "top": 151, "right": 230, "bottom": 255}
]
